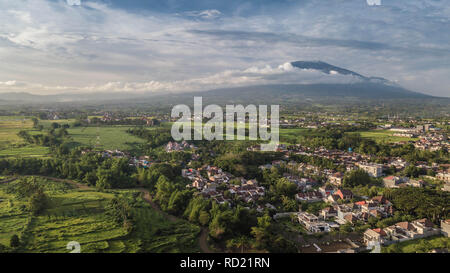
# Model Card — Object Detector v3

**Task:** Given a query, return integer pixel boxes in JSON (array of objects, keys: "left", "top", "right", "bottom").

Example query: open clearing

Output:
[
  {"left": 67, "top": 126, "right": 146, "bottom": 151},
  {"left": 360, "top": 130, "right": 419, "bottom": 143}
]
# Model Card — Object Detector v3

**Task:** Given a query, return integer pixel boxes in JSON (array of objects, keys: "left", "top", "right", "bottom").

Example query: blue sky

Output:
[{"left": 0, "top": 0, "right": 449, "bottom": 96}]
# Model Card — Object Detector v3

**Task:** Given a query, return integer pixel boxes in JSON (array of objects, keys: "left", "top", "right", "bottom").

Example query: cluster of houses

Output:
[
  {"left": 384, "top": 124, "right": 448, "bottom": 151},
  {"left": 182, "top": 166, "right": 266, "bottom": 206},
  {"left": 413, "top": 132, "right": 448, "bottom": 151},
  {"left": 81, "top": 149, "right": 130, "bottom": 159},
  {"left": 251, "top": 141, "right": 450, "bottom": 192},
  {"left": 81, "top": 149, "right": 156, "bottom": 168},
  {"left": 131, "top": 155, "right": 153, "bottom": 168},
  {"left": 295, "top": 195, "right": 395, "bottom": 233},
  {"left": 166, "top": 141, "right": 196, "bottom": 152},
  {"left": 364, "top": 218, "right": 444, "bottom": 247},
  {"left": 382, "top": 176, "right": 425, "bottom": 188}
]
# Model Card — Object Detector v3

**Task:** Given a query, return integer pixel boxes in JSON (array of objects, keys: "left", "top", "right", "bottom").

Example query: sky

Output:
[{"left": 0, "top": 0, "right": 449, "bottom": 97}]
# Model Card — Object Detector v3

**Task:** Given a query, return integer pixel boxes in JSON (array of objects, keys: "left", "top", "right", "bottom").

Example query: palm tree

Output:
[{"left": 227, "top": 236, "right": 251, "bottom": 253}]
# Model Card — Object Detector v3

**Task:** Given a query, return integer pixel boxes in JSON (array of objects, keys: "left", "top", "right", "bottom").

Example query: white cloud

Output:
[
  {"left": 0, "top": 62, "right": 363, "bottom": 94},
  {"left": 185, "top": 9, "right": 222, "bottom": 19},
  {"left": 66, "top": 0, "right": 81, "bottom": 6},
  {"left": 0, "top": 0, "right": 448, "bottom": 96},
  {"left": 0, "top": 80, "right": 19, "bottom": 86}
]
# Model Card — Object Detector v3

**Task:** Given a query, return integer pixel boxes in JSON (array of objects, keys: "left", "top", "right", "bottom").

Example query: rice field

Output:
[
  {"left": 360, "top": 130, "right": 419, "bottom": 143},
  {"left": 0, "top": 177, "right": 200, "bottom": 253},
  {"left": 67, "top": 126, "right": 147, "bottom": 151},
  {"left": 0, "top": 117, "right": 51, "bottom": 158}
]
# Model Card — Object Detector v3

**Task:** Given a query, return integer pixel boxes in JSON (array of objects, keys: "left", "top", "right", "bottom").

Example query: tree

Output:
[
  {"left": 51, "top": 122, "right": 61, "bottom": 129},
  {"left": 281, "top": 196, "right": 298, "bottom": 212},
  {"left": 273, "top": 178, "right": 297, "bottom": 197},
  {"left": 155, "top": 175, "right": 176, "bottom": 210},
  {"left": 10, "top": 235, "right": 20, "bottom": 248},
  {"left": 28, "top": 190, "right": 48, "bottom": 215},
  {"left": 343, "top": 169, "right": 372, "bottom": 187},
  {"left": 251, "top": 214, "right": 273, "bottom": 250},
  {"left": 227, "top": 236, "right": 251, "bottom": 253},
  {"left": 31, "top": 118, "right": 39, "bottom": 128},
  {"left": 198, "top": 211, "right": 210, "bottom": 226}
]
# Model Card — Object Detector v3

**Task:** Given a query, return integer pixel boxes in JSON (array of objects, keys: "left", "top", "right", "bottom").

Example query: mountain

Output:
[
  {"left": 290, "top": 61, "right": 391, "bottom": 84},
  {"left": 190, "top": 61, "right": 432, "bottom": 104},
  {"left": 0, "top": 61, "right": 439, "bottom": 106},
  {"left": 291, "top": 61, "right": 367, "bottom": 78}
]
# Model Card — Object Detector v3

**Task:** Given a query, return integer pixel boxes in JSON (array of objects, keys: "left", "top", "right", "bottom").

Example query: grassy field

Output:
[
  {"left": 0, "top": 177, "right": 200, "bottom": 253},
  {"left": 360, "top": 130, "right": 419, "bottom": 143},
  {"left": 279, "top": 128, "right": 314, "bottom": 144},
  {"left": 39, "top": 119, "right": 75, "bottom": 129},
  {"left": 0, "top": 118, "right": 32, "bottom": 146},
  {"left": 67, "top": 126, "right": 147, "bottom": 151},
  {"left": 0, "top": 145, "right": 50, "bottom": 158},
  {"left": 0, "top": 117, "right": 50, "bottom": 158}
]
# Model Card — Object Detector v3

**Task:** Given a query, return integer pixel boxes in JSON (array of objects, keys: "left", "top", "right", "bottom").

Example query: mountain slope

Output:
[{"left": 0, "top": 61, "right": 438, "bottom": 105}]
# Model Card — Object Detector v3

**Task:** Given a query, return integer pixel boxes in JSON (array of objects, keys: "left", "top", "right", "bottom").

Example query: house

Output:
[
  {"left": 383, "top": 218, "right": 440, "bottom": 244},
  {"left": 336, "top": 204, "right": 354, "bottom": 221},
  {"left": 441, "top": 219, "right": 450, "bottom": 237},
  {"left": 335, "top": 189, "right": 353, "bottom": 200},
  {"left": 328, "top": 172, "right": 344, "bottom": 186},
  {"left": 344, "top": 214, "right": 358, "bottom": 224},
  {"left": 436, "top": 172, "right": 450, "bottom": 183},
  {"left": 383, "top": 176, "right": 405, "bottom": 188},
  {"left": 297, "top": 211, "right": 331, "bottom": 233},
  {"left": 364, "top": 228, "right": 387, "bottom": 246},
  {"left": 407, "top": 179, "right": 425, "bottom": 188},
  {"left": 442, "top": 182, "right": 450, "bottom": 192},
  {"left": 357, "top": 162, "right": 383, "bottom": 178},
  {"left": 319, "top": 185, "right": 335, "bottom": 197},
  {"left": 320, "top": 207, "right": 337, "bottom": 220},
  {"left": 327, "top": 194, "right": 340, "bottom": 203},
  {"left": 295, "top": 191, "right": 323, "bottom": 203},
  {"left": 383, "top": 176, "right": 424, "bottom": 188}
]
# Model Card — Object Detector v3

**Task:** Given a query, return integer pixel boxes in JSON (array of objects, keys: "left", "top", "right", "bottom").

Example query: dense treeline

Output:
[
  {"left": 384, "top": 187, "right": 449, "bottom": 223},
  {"left": 17, "top": 128, "right": 68, "bottom": 147},
  {"left": 127, "top": 127, "right": 173, "bottom": 149},
  {"left": 0, "top": 153, "right": 136, "bottom": 189},
  {"left": 289, "top": 153, "right": 343, "bottom": 171},
  {"left": 213, "top": 151, "right": 283, "bottom": 178}
]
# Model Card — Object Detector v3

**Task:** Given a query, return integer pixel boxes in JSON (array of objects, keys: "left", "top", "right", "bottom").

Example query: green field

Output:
[
  {"left": 0, "top": 118, "right": 32, "bottom": 145},
  {"left": 67, "top": 126, "right": 147, "bottom": 151},
  {"left": 360, "top": 130, "right": 419, "bottom": 143},
  {"left": 0, "top": 117, "right": 50, "bottom": 158},
  {"left": 0, "top": 177, "right": 200, "bottom": 253},
  {"left": 279, "top": 128, "right": 313, "bottom": 144},
  {"left": 39, "top": 119, "right": 76, "bottom": 129}
]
